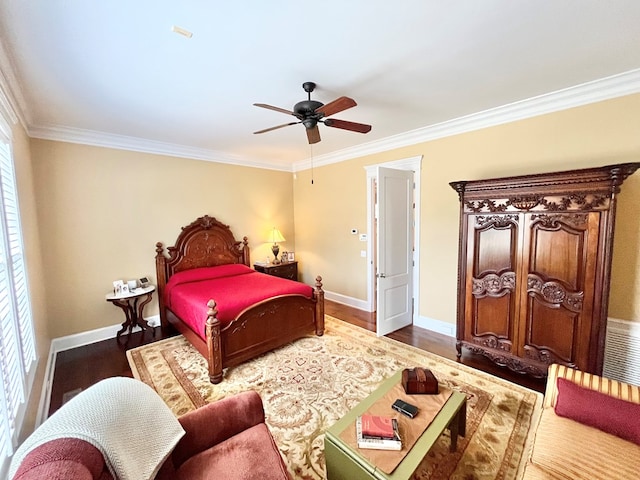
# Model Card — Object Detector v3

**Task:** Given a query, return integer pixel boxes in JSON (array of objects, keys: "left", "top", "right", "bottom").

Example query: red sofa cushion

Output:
[
  {"left": 554, "top": 377, "right": 640, "bottom": 445},
  {"left": 12, "top": 438, "right": 113, "bottom": 480},
  {"left": 171, "top": 424, "right": 289, "bottom": 480}
]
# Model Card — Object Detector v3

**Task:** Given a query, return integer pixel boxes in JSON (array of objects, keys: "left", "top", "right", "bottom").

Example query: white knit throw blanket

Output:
[{"left": 9, "top": 377, "right": 185, "bottom": 480}]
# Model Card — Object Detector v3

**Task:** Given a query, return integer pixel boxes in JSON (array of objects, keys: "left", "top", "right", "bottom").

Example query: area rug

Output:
[{"left": 126, "top": 316, "right": 543, "bottom": 480}]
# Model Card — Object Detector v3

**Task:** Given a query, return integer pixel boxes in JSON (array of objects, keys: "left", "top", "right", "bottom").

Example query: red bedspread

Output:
[{"left": 164, "top": 264, "right": 313, "bottom": 339}]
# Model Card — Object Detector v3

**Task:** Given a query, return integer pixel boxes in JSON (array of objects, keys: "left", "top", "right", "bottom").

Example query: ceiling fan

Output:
[{"left": 253, "top": 82, "right": 372, "bottom": 144}]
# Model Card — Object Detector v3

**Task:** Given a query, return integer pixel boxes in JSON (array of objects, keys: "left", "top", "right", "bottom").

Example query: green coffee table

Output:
[{"left": 324, "top": 371, "right": 467, "bottom": 480}]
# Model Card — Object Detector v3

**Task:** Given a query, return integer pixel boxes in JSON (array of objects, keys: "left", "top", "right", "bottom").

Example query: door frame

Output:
[{"left": 364, "top": 155, "right": 422, "bottom": 317}]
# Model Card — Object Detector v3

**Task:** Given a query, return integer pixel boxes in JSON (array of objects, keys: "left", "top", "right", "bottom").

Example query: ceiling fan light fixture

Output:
[{"left": 302, "top": 118, "right": 317, "bottom": 129}]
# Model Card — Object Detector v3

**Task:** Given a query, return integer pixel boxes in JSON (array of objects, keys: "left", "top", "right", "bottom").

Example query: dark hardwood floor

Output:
[{"left": 49, "top": 300, "right": 545, "bottom": 416}]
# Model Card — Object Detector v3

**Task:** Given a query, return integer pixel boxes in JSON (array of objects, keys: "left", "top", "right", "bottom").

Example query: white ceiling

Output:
[{"left": 1, "top": 1, "right": 640, "bottom": 171}]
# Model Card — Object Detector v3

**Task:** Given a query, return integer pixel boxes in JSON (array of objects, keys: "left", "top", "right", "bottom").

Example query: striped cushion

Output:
[
  {"left": 527, "top": 409, "right": 640, "bottom": 479},
  {"left": 523, "top": 364, "right": 640, "bottom": 479},
  {"left": 543, "top": 363, "right": 640, "bottom": 409}
]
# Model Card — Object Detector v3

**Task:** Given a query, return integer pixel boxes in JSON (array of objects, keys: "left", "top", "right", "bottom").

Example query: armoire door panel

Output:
[
  {"left": 465, "top": 215, "right": 519, "bottom": 348},
  {"left": 519, "top": 213, "right": 599, "bottom": 369},
  {"left": 469, "top": 294, "right": 514, "bottom": 352},
  {"left": 522, "top": 299, "right": 579, "bottom": 365},
  {"left": 527, "top": 213, "right": 590, "bottom": 290},
  {"left": 472, "top": 215, "right": 518, "bottom": 275}
]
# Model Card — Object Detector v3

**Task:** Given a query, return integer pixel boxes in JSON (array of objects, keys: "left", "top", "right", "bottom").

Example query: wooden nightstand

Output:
[
  {"left": 105, "top": 285, "right": 155, "bottom": 339},
  {"left": 254, "top": 261, "right": 298, "bottom": 281}
]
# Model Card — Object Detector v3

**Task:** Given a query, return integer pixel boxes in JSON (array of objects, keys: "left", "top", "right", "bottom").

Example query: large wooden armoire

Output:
[{"left": 450, "top": 162, "right": 639, "bottom": 377}]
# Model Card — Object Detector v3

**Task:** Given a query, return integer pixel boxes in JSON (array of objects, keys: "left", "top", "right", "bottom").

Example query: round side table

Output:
[{"left": 105, "top": 285, "right": 155, "bottom": 339}]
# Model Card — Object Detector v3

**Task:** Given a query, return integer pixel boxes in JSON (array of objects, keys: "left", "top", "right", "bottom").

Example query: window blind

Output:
[{"left": 0, "top": 137, "right": 35, "bottom": 464}]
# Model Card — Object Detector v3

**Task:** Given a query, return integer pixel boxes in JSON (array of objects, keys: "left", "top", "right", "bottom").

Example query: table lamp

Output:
[{"left": 270, "top": 228, "right": 285, "bottom": 264}]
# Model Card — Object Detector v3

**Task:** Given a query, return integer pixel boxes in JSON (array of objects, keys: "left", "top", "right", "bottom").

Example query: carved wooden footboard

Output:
[{"left": 155, "top": 215, "right": 324, "bottom": 383}]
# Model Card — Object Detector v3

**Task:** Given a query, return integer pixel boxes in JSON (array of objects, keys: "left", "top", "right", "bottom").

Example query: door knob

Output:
[{"left": 377, "top": 273, "right": 386, "bottom": 278}]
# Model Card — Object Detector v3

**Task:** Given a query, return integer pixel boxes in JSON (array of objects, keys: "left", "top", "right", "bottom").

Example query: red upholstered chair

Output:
[
  {"left": 12, "top": 390, "right": 290, "bottom": 480},
  {"left": 155, "top": 390, "right": 291, "bottom": 480},
  {"left": 11, "top": 438, "right": 113, "bottom": 480}
]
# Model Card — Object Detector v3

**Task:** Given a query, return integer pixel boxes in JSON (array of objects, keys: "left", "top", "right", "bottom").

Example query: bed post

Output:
[
  {"left": 205, "top": 300, "right": 224, "bottom": 384},
  {"left": 241, "top": 236, "right": 250, "bottom": 266},
  {"left": 314, "top": 276, "right": 325, "bottom": 336},
  {"left": 155, "top": 242, "right": 168, "bottom": 332}
]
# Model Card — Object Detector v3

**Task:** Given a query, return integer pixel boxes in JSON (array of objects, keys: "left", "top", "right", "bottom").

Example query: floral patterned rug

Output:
[{"left": 126, "top": 316, "right": 542, "bottom": 480}]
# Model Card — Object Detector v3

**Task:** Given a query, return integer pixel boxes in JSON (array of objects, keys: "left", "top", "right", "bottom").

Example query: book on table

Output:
[
  {"left": 356, "top": 415, "right": 402, "bottom": 451},
  {"left": 360, "top": 414, "right": 398, "bottom": 438}
]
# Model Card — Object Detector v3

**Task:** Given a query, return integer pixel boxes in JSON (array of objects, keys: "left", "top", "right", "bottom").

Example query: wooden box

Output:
[{"left": 402, "top": 368, "right": 439, "bottom": 395}]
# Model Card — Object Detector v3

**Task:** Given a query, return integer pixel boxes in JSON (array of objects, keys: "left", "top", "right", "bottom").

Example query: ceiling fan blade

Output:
[
  {"left": 253, "top": 122, "right": 299, "bottom": 134},
  {"left": 306, "top": 125, "right": 321, "bottom": 144},
  {"left": 323, "top": 118, "right": 372, "bottom": 133},
  {"left": 253, "top": 103, "right": 296, "bottom": 116},
  {"left": 315, "top": 96, "right": 357, "bottom": 117}
]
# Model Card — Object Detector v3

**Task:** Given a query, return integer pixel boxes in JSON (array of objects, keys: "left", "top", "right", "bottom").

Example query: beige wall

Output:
[
  {"left": 24, "top": 93, "right": 640, "bottom": 340},
  {"left": 30, "top": 140, "right": 295, "bottom": 338},
  {"left": 11, "top": 121, "right": 48, "bottom": 440},
  {"left": 293, "top": 161, "right": 371, "bottom": 297},
  {"left": 294, "top": 93, "right": 640, "bottom": 326}
]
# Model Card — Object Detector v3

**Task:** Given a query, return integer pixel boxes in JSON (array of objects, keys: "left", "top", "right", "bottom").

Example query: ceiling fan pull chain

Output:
[{"left": 310, "top": 144, "right": 314, "bottom": 185}]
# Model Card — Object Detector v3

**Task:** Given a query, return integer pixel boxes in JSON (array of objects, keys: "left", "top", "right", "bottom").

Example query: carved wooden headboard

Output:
[{"left": 155, "top": 215, "right": 250, "bottom": 291}]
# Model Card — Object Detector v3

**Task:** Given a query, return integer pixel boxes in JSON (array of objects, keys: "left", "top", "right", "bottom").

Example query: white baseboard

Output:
[
  {"left": 323, "top": 292, "right": 456, "bottom": 338},
  {"left": 35, "top": 314, "right": 160, "bottom": 424},
  {"left": 35, "top": 343, "right": 56, "bottom": 428},
  {"left": 50, "top": 324, "right": 137, "bottom": 353},
  {"left": 414, "top": 316, "right": 456, "bottom": 338},
  {"left": 50, "top": 314, "right": 160, "bottom": 353},
  {"left": 324, "top": 290, "right": 372, "bottom": 312}
]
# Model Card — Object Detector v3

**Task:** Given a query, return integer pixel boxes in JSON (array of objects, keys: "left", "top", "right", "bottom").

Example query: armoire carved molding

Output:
[{"left": 450, "top": 162, "right": 640, "bottom": 377}]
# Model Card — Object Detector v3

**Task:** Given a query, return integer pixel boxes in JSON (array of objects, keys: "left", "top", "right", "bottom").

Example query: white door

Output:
[{"left": 376, "top": 167, "right": 414, "bottom": 336}]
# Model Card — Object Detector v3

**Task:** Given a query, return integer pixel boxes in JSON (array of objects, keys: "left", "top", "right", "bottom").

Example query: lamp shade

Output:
[{"left": 270, "top": 228, "right": 285, "bottom": 244}]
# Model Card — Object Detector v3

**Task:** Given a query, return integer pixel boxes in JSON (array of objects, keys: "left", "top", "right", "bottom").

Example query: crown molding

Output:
[
  {"left": 0, "top": 38, "right": 30, "bottom": 130},
  {"left": 28, "top": 124, "right": 292, "bottom": 172},
  {"left": 292, "top": 68, "right": 640, "bottom": 172},
  {"left": 3, "top": 42, "right": 639, "bottom": 173},
  {"left": 0, "top": 38, "right": 289, "bottom": 171},
  {"left": 0, "top": 40, "right": 26, "bottom": 138}
]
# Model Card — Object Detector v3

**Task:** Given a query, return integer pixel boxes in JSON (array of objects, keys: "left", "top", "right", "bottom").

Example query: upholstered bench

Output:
[{"left": 522, "top": 364, "right": 640, "bottom": 479}]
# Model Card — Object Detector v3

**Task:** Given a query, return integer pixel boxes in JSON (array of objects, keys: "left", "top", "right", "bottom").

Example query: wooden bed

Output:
[{"left": 155, "top": 215, "right": 324, "bottom": 383}]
